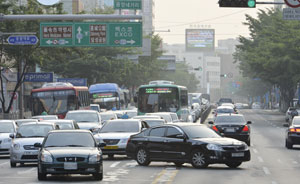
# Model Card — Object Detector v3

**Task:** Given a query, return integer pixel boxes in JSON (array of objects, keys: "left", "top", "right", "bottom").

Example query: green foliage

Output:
[{"left": 234, "top": 8, "right": 300, "bottom": 108}]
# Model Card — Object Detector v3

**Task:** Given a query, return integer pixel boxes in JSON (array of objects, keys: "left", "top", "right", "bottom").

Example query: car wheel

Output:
[
  {"left": 93, "top": 172, "right": 103, "bottom": 181},
  {"left": 37, "top": 170, "right": 47, "bottom": 181},
  {"left": 190, "top": 149, "right": 208, "bottom": 169},
  {"left": 10, "top": 161, "right": 16, "bottom": 168},
  {"left": 136, "top": 147, "right": 150, "bottom": 166},
  {"left": 286, "top": 140, "right": 293, "bottom": 149},
  {"left": 226, "top": 162, "right": 242, "bottom": 168},
  {"left": 174, "top": 162, "right": 184, "bottom": 167},
  {"left": 108, "top": 154, "right": 114, "bottom": 159}
]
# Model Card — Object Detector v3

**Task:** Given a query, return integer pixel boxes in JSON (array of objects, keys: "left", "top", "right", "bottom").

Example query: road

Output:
[{"left": 0, "top": 109, "right": 298, "bottom": 184}]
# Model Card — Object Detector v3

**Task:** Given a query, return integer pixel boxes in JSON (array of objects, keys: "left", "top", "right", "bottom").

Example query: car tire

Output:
[
  {"left": 226, "top": 162, "right": 242, "bottom": 168},
  {"left": 93, "top": 172, "right": 103, "bottom": 181},
  {"left": 136, "top": 147, "right": 151, "bottom": 166},
  {"left": 10, "top": 161, "right": 16, "bottom": 168},
  {"left": 108, "top": 154, "right": 114, "bottom": 159},
  {"left": 286, "top": 140, "right": 293, "bottom": 149},
  {"left": 174, "top": 162, "right": 184, "bottom": 167},
  {"left": 37, "top": 171, "right": 47, "bottom": 181},
  {"left": 190, "top": 149, "right": 208, "bottom": 169}
]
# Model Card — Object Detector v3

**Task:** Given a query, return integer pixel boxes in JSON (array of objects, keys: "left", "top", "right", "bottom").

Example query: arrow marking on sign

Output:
[
  {"left": 77, "top": 26, "right": 82, "bottom": 43},
  {"left": 127, "top": 40, "right": 136, "bottom": 44},
  {"left": 46, "top": 40, "right": 52, "bottom": 45}
]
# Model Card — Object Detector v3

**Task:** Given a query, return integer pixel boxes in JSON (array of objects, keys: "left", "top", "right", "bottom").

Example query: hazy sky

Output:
[{"left": 154, "top": 0, "right": 277, "bottom": 45}]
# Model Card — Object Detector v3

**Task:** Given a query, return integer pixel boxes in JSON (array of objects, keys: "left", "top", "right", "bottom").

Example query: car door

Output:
[
  {"left": 146, "top": 127, "right": 167, "bottom": 159},
  {"left": 164, "top": 127, "right": 190, "bottom": 159}
]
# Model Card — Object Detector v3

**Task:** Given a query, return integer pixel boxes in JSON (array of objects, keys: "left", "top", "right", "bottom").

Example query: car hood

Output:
[
  {"left": 94, "top": 132, "right": 138, "bottom": 140},
  {"left": 194, "top": 137, "right": 244, "bottom": 146},
  {"left": 45, "top": 147, "right": 98, "bottom": 157},
  {"left": 0, "top": 133, "right": 10, "bottom": 139},
  {"left": 13, "top": 137, "right": 44, "bottom": 145},
  {"left": 77, "top": 122, "right": 101, "bottom": 130}
]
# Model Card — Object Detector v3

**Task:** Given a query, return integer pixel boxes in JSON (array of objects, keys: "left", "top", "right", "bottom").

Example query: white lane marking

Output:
[
  {"left": 110, "top": 161, "right": 121, "bottom": 168},
  {"left": 124, "top": 161, "right": 137, "bottom": 168},
  {"left": 253, "top": 148, "right": 258, "bottom": 154},
  {"left": 292, "top": 161, "right": 298, "bottom": 164},
  {"left": 0, "top": 162, "right": 9, "bottom": 166},
  {"left": 258, "top": 156, "right": 264, "bottom": 163},
  {"left": 17, "top": 168, "right": 36, "bottom": 175},
  {"left": 263, "top": 167, "right": 271, "bottom": 175}
]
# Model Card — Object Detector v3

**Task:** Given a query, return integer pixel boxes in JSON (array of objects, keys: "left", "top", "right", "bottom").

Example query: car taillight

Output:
[
  {"left": 289, "top": 128, "right": 300, "bottom": 132},
  {"left": 242, "top": 125, "right": 249, "bottom": 132},
  {"left": 212, "top": 125, "right": 219, "bottom": 132}
]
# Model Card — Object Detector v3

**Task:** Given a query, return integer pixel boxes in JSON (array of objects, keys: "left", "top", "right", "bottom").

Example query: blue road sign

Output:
[
  {"left": 7, "top": 35, "right": 39, "bottom": 45},
  {"left": 22, "top": 73, "right": 53, "bottom": 82},
  {"left": 57, "top": 78, "right": 87, "bottom": 86}
]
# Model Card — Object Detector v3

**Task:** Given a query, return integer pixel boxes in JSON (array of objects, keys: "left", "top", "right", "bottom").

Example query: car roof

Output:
[
  {"left": 108, "top": 119, "right": 141, "bottom": 123},
  {"left": 166, "top": 123, "right": 206, "bottom": 127},
  {"left": 142, "top": 119, "right": 165, "bottom": 122},
  {"left": 217, "top": 106, "right": 234, "bottom": 109},
  {"left": 216, "top": 114, "right": 244, "bottom": 117},
  {"left": 67, "top": 110, "right": 98, "bottom": 113},
  {"left": 15, "top": 119, "right": 38, "bottom": 122},
  {"left": 49, "top": 129, "right": 91, "bottom": 133},
  {"left": 293, "top": 116, "right": 300, "bottom": 120},
  {"left": 44, "top": 119, "right": 74, "bottom": 123},
  {"left": 0, "top": 120, "right": 15, "bottom": 123}
]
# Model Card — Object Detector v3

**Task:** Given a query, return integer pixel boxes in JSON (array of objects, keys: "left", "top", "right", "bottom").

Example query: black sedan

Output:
[
  {"left": 35, "top": 130, "right": 105, "bottom": 181},
  {"left": 126, "top": 123, "right": 250, "bottom": 168},
  {"left": 208, "top": 114, "right": 251, "bottom": 146},
  {"left": 285, "top": 116, "right": 300, "bottom": 149}
]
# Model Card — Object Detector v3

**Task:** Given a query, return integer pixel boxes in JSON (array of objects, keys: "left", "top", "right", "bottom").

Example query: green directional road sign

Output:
[
  {"left": 114, "top": 0, "right": 142, "bottom": 10},
  {"left": 40, "top": 22, "right": 142, "bottom": 47}
]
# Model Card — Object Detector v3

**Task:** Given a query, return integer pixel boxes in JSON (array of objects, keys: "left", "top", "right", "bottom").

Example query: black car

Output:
[
  {"left": 218, "top": 98, "right": 233, "bottom": 106},
  {"left": 126, "top": 123, "right": 250, "bottom": 168},
  {"left": 285, "top": 116, "right": 300, "bottom": 149},
  {"left": 35, "top": 130, "right": 105, "bottom": 181},
  {"left": 209, "top": 114, "right": 251, "bottom": 146}
]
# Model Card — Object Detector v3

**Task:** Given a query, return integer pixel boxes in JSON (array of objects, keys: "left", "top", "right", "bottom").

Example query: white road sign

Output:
[
  {"left": 284, "top": 0, "right": 300, "bottom": 8},
  {"left": 283, "top": 8, "right": 300, "bottom": 20}
]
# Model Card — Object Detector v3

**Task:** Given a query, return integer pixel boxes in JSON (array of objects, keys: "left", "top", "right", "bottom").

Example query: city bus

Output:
[
  {"left": 89, "top": 83, "right": 126, "bottom": 110},
  {"left": 136, "top": 80, "right": 188, "bottom": 118},
  {"left": 31, "top": 82, "right": 90, "bottom": 118}
]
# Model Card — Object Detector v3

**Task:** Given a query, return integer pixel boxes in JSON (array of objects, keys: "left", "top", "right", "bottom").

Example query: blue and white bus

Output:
[{"left": 89, "top": 83, "right": 126, "bottom": 110}]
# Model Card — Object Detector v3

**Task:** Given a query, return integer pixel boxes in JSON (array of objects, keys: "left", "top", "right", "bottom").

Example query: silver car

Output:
[
  {"left": 93, "top": 119, "right": 149, "bottom": 159},
  {"left": 0, "top": 120, "right": 17, "bottom": 155},
  {"left": 65, "top": 110, "right": 102, "bottom": 130},
  {"left": 10, "top": 122, "right": 58, "bottom": 167}
]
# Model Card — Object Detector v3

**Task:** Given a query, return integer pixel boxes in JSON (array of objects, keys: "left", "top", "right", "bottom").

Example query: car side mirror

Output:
[
  {"left": 208, "top": 121, "right": 214, "bottom": 125},
  {"left": 34, "top": 143, "right": 42, "bottom": 148},
  {"left": 247, "top": 121, "right": 252, "bottom": 124},
  {"left": 9, "top": 133, "right": 14, "bottom": 139},
  {"left": 176, "top": 134, "right": 185, "bottom": 139},
  {"left": 98, "top": 142, "right": 106, "bottom": 148},
  {"left": 283, "top": 123, "right": 289, "bottom": 127}
]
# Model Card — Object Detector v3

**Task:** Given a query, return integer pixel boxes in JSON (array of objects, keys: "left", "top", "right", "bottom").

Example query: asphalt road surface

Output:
[{"left": 0, "top": 109, "right": 298, "bottom": 184}]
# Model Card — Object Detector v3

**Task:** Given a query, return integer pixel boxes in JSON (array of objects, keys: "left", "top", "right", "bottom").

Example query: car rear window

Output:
[{"left": 215, "top": 116, "right": 245, "bottom": 124}]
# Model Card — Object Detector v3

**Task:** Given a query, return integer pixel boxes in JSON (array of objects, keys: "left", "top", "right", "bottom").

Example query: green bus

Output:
[{"left": 136, "top": 81, "right": 188, "bottom": 118}]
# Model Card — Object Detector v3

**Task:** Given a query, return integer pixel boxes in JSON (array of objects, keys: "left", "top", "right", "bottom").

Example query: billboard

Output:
[{"left": 185, "top": 29, "right": 215, "bottom": 52}]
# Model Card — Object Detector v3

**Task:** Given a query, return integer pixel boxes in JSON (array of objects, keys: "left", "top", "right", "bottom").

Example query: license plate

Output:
[
  {"left": 24, "top": 151, "right": 38, "bottom": 155},
  {"left": 104, "top": 146, "right": 118, "bottom": 149},
  {"left": 64, "top": 162, "right": 77, "bottom": 170},
  {"left": 226, "top": 128, "right": 235, "bottom": 132},
  {"left": 232, "top": 152, "right": 244, "bottom": 157}
]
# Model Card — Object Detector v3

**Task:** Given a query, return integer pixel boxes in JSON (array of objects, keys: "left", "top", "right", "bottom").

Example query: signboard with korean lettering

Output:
[
  {"left": 40, "top": 22, "right": 142, "bottom": 47},
  {"left": 114, "top": 0, "right": 142, "bottom": 10}
]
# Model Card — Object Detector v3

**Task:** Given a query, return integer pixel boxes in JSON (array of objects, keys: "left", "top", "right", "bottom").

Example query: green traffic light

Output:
[{"left": 247, "top": 0, "right": 255, "bottom": 7}]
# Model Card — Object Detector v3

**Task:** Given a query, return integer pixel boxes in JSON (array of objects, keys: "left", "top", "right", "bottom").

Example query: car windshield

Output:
[
  {"left": 16, "top": 124, "right": 53, "bottom": 138},
  {"left": 100, "top": 114, "right": 116, "bottom": 121},
  {"left": 217, "top": 108, "right": 234, "bottom": 113},
  {"left": 66, "top": 112, "right": 99, "bottom": 122},
  {"left": 146, "top": 114, "right": 172, "bottom": 122},
  {"left": 100, "top": 121, "right": 140, "bottom": 133},
  {"left": 44, "top": 132, "right": 95, "bottom": 147},
  {"left": 144, "top": 120, "right": 164, "bottom": 127},
  {"left": 215, "top": 116, "right": 245, "bottom": 124},
  {"left": 0, "top": 122, "right": 14, "bottom": 133},
  {"left": 56, "top": 122, "right": 74, "bottom": 129},
  {"left": 181, "top": 125, "right": 220, "bottom": 139}
]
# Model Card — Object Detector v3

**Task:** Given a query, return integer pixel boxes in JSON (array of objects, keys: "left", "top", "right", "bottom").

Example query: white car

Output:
[
  {"left": 10, "top": 122, "right": 58, "bottom": 167},
  {"left": 285, "top": 107, "right": 300, "bottom": 122},
  {"left": 0, "top": 120, "right": 17, "bottom": 155},
  {"left": 65, "top": 110, "right": 102, "bottom": 130},
  {"left": 99, "top": 112, "right": 118, "bottom": 124},
  {"left": 145, "top": 112, "right": 173, "bottom": 123},
  {"left": 93, "top": 119, "right": 149, "bottom": 159}
]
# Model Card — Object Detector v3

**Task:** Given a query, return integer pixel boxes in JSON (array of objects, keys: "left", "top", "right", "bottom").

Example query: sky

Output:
[{"left": 154, "top": 0, "right": 278, "bottom": 45}]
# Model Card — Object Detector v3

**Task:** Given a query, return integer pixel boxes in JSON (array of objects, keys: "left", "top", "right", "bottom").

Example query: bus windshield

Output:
[
  {"left": 91, "top": 92, "right": 120, "bottom": 110},
  {"left": 32, "top": 90, "right": 76, "bottom": 115},
  {"left": 138, "top": 87, "right": 179, "bottom": 113}
]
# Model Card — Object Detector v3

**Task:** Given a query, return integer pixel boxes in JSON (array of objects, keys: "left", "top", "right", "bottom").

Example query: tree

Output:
[{"left": 234, "top": 8, "right": 300, "bottom": 110}]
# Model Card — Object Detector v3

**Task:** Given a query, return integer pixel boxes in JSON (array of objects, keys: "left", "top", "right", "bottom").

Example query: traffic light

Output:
[{"left": 219, "top": 0, "right": 256, "bottom": 8}]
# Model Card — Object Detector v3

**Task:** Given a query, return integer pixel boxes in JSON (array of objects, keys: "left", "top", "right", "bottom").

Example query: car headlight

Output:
[
  {"left": 120, "top": 138, "right": 128, "bottom": 143},
  {"left": 13, "top": 143, "right": 20, "bottom": 150},
  {"left": 3, "top": 138, "right": 11, "bottom": 143},
  {"left": 206, "top": 143, "right": 223, "bottom": 151},
  {"left": 41, "top": 152, "right": 53, "bottom": 163},
  {"left": 89, "top": 154, "right": 101, "bottom": 163},
  {"left": 243, "top": 143, "right": 249, "bottom": 150}
]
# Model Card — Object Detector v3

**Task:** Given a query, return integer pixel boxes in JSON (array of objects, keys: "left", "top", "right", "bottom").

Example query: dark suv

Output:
[{"left": 218, "top": 98, "right": 233, "bottom": 106}]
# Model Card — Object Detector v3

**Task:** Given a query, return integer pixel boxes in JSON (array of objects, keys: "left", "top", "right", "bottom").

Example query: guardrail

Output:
[{"left": 200, "top": 106, "right": 211, "bottom": 124}]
